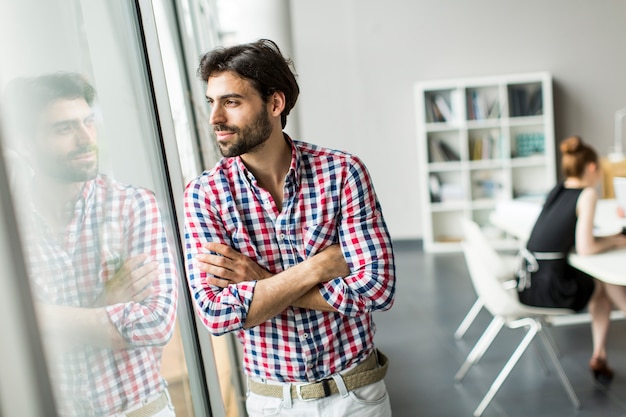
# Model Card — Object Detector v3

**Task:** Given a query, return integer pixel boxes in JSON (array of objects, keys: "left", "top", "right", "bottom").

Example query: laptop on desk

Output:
[
  {"left": 612, "top": 177, "right": 626, "bottom": 235},
  {"left": 614, "top": 177, "right": 626, "bottom": 210}
]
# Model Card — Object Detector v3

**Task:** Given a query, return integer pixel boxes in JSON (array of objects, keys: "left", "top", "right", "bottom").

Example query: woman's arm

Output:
[{"left": 576, "top": 187, "right": 626, "bottom": 255}]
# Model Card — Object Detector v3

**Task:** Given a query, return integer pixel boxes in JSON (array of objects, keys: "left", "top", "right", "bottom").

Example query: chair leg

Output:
[
  {"left": 454, "top": 298, "right": 484, "bottom": 340},
  {"left": 532, "top": 337, "right": 551, "bottom": 375},
  {"left": 541, "top": 324, "right": 562, "bottom": 357},
  {"left": 473, "top": 318, "right": 537, "bottom": 417},
  {"left": 455, "top": 317, "right": 504, "bottom": 382},
  {"left": 537, "top": 329, "right": 581, "bottom": 409}
]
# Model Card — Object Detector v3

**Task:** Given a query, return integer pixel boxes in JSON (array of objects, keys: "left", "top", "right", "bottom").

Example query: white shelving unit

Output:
[{"left": 415, "top": 72, "right": 556, "bottom": 252}]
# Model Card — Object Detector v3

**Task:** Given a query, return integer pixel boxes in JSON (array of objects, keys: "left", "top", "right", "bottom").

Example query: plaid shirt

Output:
[
  {"left": 25, "top": 174, "right": 178, "bottom": 417},
  {"left": 184, "top": 136, "right": 395, "bottom": 382}
]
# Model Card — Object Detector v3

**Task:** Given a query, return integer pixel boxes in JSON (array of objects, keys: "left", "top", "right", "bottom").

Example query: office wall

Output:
[{"left": 290, "top": 0, "right": 626, "bottom": 240}]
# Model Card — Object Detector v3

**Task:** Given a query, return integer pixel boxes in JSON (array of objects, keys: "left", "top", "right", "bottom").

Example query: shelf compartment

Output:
[
  {"left": 429, "top": 171, "right": 465, "bottom": 203},
  {"left": 470, "top": 168, "right": 507, "bottom": 201},
  {"left": 431, "top": 211, "right": 465, "bottom": 244},
  {"left": 466, "top": 85, "right": 500, "bottom": 121},
  {"left": 427, "top": 131, "right": 462, "bottom": 163},
  {"left": 423, "top": 89, "right": 462, "bottom": 124},
  {"left": 510, "top": 124, "right": 547, "bottom": 158},
  {"left": 468, "top": 127, "right": 505, "bottom": 161},
  {"left": 507, "top": 81, "right": 543, "bottom": 117},
  {"left": 512, "top": 165, "right": 552, "bottom": 199}
]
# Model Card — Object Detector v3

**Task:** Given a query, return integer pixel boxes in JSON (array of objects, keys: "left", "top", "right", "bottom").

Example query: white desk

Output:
[
  {"left": 569, "top": 249, "right": 626, "bottom": 286},
  {"left": 489, "top": 199, "right": 626, "bottom": 286},
  {"left": 490, "top": 199, "right": 625, "bottom": 241}
]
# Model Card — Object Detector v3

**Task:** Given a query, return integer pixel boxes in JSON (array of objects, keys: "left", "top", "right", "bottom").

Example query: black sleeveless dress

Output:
[{"left": 517, "top": 183, "right": 596, "bottom": 312}]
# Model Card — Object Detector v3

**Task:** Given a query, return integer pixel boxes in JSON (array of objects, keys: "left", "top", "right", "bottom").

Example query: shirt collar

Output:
[{"left": 284, "top": 133, "right": 300, "bottom": 186}]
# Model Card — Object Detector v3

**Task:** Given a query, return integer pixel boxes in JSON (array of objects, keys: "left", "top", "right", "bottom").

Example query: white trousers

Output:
[{"left": 246, "top": 378, "right": 391, "bottom": 417}]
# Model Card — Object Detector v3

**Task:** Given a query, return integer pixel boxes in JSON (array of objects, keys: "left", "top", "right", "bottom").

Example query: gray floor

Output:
[{"left": 375, "top": 240, "right": 626, "bottom": 417}]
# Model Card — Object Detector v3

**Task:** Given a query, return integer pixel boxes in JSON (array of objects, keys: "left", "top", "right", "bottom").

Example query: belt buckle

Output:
[
  {"left": 295, "top": 382, "right": 315, "bottom": 401},
  {"left": 295, "top": 378, "right": 332, "bottom": 401}
]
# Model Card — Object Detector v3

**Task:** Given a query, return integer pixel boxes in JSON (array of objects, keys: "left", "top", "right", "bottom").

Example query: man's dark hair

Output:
[
  {"left": 3, "top": 71, "right": 95, "bottom": 138},
  {"left": 198, "top": 39, "right": 299, "bottom": 129}
]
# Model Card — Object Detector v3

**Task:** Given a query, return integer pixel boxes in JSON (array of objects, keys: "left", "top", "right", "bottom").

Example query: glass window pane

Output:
[{"left": 0, "top": 1, "right": 199, "bottom": 416}]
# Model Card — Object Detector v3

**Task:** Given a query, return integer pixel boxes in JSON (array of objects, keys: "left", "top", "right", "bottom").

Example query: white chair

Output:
[
  {"left": 456, "top": 222, "right": 581, "bottom": 417},
  {"left": 453, "top": 219, "right": 518, "bottom": 340}
]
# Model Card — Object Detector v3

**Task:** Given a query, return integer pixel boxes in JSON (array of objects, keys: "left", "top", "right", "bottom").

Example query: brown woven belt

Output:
[
  {"left": 124, "top": 391, "right": 169, "bottom": 417},
  {"left": 248, "top": 350, "right": 388, "bottom": 400}
]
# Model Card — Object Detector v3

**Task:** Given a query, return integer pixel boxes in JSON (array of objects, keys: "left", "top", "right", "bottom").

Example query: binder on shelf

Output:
[
  {"left": 440, "top": 183, "right": 465, "bottom": 202},
  {"left": 429, "top": 139, "right": 445, "bottom": 162},
  {"left": 509, "top": 86, "right": 527, "bottom": 117},
  {"left": 509, "top": 85, "right": 543, "bottom": 117},
  {"left": 438, "top": 140, "right": 460, "bottom": 161},
  {"left": 434, "top": 95, "right": 454, "bottom": 122},
  {"left": 487, "top": 100, "right": 500, "bottom": 119},
  {"left": 469, "top": 130, "right": 501, "bottom": 160},
  {"left": 467, "top": 90, "right": 499, "bottom": 120},
  {"left": 429, "top": 96, "right": 446, "bottom": 122},
  {"left": 528, "top": 89, "right": 543, "bottom": 115},
  {"left": 429, "top": 173, "right": 441, "bottom": 202},
  {"left": 470, "top": 137, "right": 487, "bottom": 160}
]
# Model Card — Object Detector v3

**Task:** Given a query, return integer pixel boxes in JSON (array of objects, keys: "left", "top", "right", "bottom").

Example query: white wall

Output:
[{"left": 289, "top": 0, "right": 626, "bottom": 240}]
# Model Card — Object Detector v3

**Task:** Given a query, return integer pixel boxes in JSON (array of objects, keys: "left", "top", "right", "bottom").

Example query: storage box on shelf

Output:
[{"left": 415, "top": 72, "right": 556, "bottom": 252}]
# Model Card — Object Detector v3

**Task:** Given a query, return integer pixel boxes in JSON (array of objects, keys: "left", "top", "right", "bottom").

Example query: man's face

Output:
[
  {"left": 33, "top": 97, "right": 98, "bottom": 182},
  {"left": 206, "top": 71, "right": 273, "bottom": 157}
]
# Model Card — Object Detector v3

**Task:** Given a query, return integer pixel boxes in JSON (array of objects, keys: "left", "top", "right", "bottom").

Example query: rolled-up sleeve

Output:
[
  {"left": 104, "top": 189, "right": 178, "bottom": 346},
  {"left": 319, "top": 156, "right": 396, "bottom": 316},
  {"left": 183, "top": 176, "right": 256, "bottom": 335}
]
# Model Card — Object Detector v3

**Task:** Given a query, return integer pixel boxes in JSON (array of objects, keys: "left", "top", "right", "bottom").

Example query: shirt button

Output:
[
  {"left": 279, "top": 233, "right": 286, "bottom": 240},
  {"left": 301, "top": 333, "right": 309, "bottom": 340}
]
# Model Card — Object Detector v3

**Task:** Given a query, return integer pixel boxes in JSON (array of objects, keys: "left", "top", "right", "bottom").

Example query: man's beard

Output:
[
  {"left": 215, "top": 106, "right": 273, "bottom": 157},
  {"left": 39, "top": 145, "right": 99, "bottom": 182}
]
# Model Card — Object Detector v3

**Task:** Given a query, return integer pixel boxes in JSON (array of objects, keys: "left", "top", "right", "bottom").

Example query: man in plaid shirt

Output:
[
  {"left": 6, "top": 73, "right": 178, "bottom": 416},
  {"left": 184, "top": 39, "right": 396, "bottom": 416}
]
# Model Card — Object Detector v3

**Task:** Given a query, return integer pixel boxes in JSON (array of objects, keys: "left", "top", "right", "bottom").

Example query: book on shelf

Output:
[
  {"left": 528, "top": 88, "right": 543, "bottom": 115},
  {"left": 469, "top": 130, "right": 502, "bottom": 160},
  {"left": 429, "top": 96, "right": 445, "bottom": 122},
  {"left": 439, "top": 139, "right": 460, "bottom": 161},
  {"left": 467, "top": 90, "right": 499, "bottom": 120},
  {"left": 427, "top": 93, "right": 457, "bottom": 123},
  {"left": 430, "top": 174, "right": 465, "bottom": 202},
  {"left": 429, "top": 173, "right": 441, "bottom": 202},
  {"left": 509, "top": 86, "right": 543, "bottom": 117},
  {"left": 429, "top": 138, "right": 460, "bottom": 162},
  {"left": 487, "top": 99, "right": 500, "bottom": 118},
  {"left": 434, "top": 95, "right": 453, "bottom": 121},
  {"left": 440, "top": 183, "right": 465, "bottom": 202}
]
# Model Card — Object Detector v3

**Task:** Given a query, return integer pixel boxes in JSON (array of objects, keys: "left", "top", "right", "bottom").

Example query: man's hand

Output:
[
  {"left": 93, "top": 255, "right": 157, "bottom": 307},
  {"left": 196, "top": 242, "right": 273, "bottom": 288}
]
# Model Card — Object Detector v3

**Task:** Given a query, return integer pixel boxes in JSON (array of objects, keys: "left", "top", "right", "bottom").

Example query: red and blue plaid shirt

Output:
[
  {"left": 184, "top": 136, "right": 395, "bottom": 382},
  {"left": 25, "top": 174, "right": 178, "bottom": 416}
]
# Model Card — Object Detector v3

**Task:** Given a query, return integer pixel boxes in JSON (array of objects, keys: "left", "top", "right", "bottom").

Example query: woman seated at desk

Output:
[{"left": 518, "top": 135, "right": 626, "bottom": 383}]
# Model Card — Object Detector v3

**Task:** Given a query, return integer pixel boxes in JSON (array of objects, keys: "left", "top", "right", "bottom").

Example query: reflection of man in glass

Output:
[{"left": 4, "top": 72, "right": 178, "bottom": 417}]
